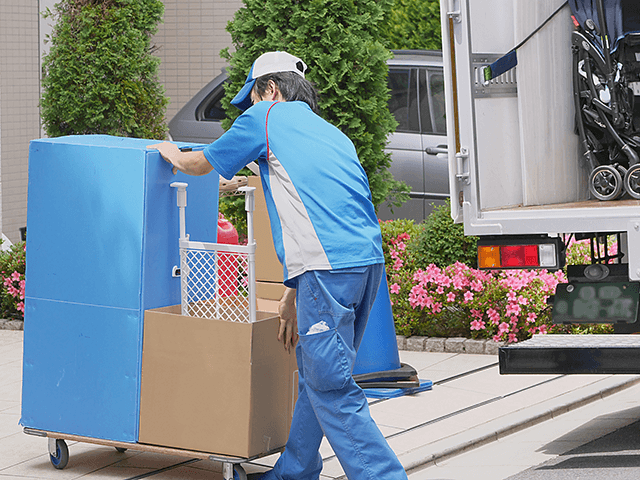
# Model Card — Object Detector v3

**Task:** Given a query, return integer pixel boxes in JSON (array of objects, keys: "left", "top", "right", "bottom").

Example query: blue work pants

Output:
[{"left": 262, "top": 264, "right": 408, "bottom": 480}]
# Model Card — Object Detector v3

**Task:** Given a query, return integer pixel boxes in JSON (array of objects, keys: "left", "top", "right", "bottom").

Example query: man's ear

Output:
[{"left": 268, "top": 80, "right": 280, "bottom": 100}]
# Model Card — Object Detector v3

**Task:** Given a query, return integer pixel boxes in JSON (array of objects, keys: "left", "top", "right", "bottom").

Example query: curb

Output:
[
  {"left": 400, "top": 374, "right": 640, "bottom": 475},
  {"left": 0, "top": 324, "right": 503, "bottom": 353},
  {"left": 397, "top": 335, "right": 504, "bottom": 355},
  {"left": 0, "top": 319, "right": 24, "bottom": 330}
]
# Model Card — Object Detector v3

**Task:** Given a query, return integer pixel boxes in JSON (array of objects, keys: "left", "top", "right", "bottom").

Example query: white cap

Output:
[{"left": 231, "top": 51, "right": 307, "bottom": 111}]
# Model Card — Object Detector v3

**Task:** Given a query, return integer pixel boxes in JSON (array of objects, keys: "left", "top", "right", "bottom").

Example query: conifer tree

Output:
[
  {"left": 41, "top": 0, "right": 168, "bottom": 139},
  {"left": 380, "top": 0, "right": 442, "bottom": 51},
  {"left": 221, "top": 0, "right": 409, "bottom": 209}
]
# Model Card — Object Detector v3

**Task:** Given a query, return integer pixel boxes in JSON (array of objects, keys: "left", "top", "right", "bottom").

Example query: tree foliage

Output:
[
  {"left": 41, "top": 0, "right": 168, "bottom": 139},
  {"left": 380, "top": 0, "right": 442, "bottom": 50},
  {"left": 412, "top": 200, "right": 478, "bottom": 268},
  {"left": 220, "top": 0, "right": 409, "bottom": 208}
]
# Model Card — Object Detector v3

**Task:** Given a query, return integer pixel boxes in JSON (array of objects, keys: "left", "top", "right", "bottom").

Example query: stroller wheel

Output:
[
  {"left": 589, "top": 165, "right": 623, "bottom": 201},
  {"left": 624, "top": 164, "right": 640, "bottom": 199}
]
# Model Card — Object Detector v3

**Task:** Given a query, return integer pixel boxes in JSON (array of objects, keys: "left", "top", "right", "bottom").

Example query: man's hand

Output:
[
  {"left": 147, "top": 142, "right": 213, "bottom": 176},
  {"left": 147, "top": 142, "right": 180, "bottom": 174},
  {"left": 278, "top": 287, "right": 298, "bottom": 352}
]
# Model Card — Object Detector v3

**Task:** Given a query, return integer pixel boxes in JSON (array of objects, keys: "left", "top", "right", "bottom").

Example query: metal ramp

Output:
[{"left": 499, "top": 334, "right": 640, "bottom": 374}]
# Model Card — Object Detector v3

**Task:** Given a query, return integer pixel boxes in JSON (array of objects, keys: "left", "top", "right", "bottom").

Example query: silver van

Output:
[{"left": 168, "top": 50, "right": 448, "bottom": 222}]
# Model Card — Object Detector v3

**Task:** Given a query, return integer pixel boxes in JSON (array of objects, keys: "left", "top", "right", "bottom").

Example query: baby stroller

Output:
[{"left": 570, "top": 0, "right": 640, "bottom": 200}]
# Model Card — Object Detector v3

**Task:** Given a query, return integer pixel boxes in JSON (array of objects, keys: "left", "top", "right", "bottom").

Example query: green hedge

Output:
[{"left": 381, "top": 206, "right": 613, "bottom": 341}]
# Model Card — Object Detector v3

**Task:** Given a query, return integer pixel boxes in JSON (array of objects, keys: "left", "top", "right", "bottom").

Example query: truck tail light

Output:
[{"left": 477, "top": 237, "right": 564, "bottom": 270}]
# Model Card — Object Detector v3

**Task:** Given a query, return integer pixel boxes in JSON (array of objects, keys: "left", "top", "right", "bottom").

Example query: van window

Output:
[
  {"left": 428, "top": 70, "right": 446, "bottom": 135},
  {"left": 418, "top": 68, "right": 446, "bottom": 136},
  {"left": 418, "top": 69, "right": 432, "bottom": 133},
  {"left": 198, "top": 83, "right": 227, "bottom": 121},
  {"left": 388, "top": 68, "right": 419, "bottom": 133}
]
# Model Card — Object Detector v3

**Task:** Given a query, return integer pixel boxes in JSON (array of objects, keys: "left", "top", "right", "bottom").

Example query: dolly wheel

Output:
[
  {"left": 234, "top": 464, "right": 248, "bottom": 480},
  {"left": 624, "top": 164, "right": 640, "bottom": 199},
  {"left": 115, "top": 447, "right": 128, "bottom": 453},
  {"left": 590, "top": 165, "right": 622, "bottom": 201},
  {"left": 49, "top": 439, "right": 69, "bottom": 470}
]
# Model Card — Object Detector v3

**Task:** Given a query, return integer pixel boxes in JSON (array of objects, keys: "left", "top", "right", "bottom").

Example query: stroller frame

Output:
[{"left": 571, "top": 0, "right": 640, "bottom": 200}]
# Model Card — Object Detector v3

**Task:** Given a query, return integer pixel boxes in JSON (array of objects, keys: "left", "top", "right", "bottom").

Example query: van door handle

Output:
[{"left": 426, "top": 145, "right": 448, "bottom": 155}]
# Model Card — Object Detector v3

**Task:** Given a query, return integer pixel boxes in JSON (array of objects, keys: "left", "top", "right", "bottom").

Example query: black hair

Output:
[{"left": 253, "top": 71, "right": 320, "bottom": 114}]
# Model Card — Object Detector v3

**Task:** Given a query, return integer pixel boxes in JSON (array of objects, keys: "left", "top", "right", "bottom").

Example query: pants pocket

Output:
[{"left": 299, "top": 327, "right": 354, "bottom": 392}]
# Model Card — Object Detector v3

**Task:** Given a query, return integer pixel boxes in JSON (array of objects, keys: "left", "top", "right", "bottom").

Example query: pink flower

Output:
[
  {"left": 526, "top": 312, "right": 537, "bottom": 323},
  {"left": 452, "top": 274, "right": 467, "bottom": 290},
  {"left": 470, "top": 319, "right": 486, "bottom": 330},
  {"left": 506, "top": 302, "right": 521, "bottom": 316},
  {"left": 390, "top": 283, "right": 400, "bottom": 294},
  {"left": 487, "top": 308, "right": 500, "bottom": 324},
  {"left": 498, "top": 322, "right": 510, "bottom": 334},
  {"left": 463, "top": 291, "right": 474, "bottom": 303},
  {"left": 436, "top": 286, "right": 445, "bottom": 294},
  {"left": 446, "top": 292, "right": 456, "bottom": 302},
  {"left": 508, "top": 333, "right": 518, "bottom": 343}
]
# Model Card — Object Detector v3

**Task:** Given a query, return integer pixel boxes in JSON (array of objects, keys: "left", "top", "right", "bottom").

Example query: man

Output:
[{"left": 149, "top": 51, "right": 407, "bottom": 480}]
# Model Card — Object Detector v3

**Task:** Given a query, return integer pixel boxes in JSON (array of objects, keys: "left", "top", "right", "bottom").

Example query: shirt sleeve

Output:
[{"left": 202, "top": 102, "right": 269, "bottom": 180}]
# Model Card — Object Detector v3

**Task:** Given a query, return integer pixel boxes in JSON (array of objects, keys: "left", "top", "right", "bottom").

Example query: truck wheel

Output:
[
  {"left": 49, "top": 439, "right": 69, "bottom": 470},
  {"left": 590, "top": 165, "right": 622, "bottom": 201},
  {"left": 624, "top": 164, "right": 640, "bottom": 199}
]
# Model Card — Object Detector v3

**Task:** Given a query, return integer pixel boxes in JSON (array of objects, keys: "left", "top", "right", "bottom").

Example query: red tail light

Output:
[{"left": 477, "top": 237, "right": 564, "bottom": 270}]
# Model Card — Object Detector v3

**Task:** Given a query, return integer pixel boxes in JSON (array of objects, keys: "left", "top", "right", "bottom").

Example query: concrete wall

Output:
[
  {"left": 154, "top": 0, "right": 242, "bottom": 121},
  {"left": 0, "top": 2, "right": 40, "bottom": 243},
  {"left": 0, "top": 0, "right": 241, "bottom": 244}
]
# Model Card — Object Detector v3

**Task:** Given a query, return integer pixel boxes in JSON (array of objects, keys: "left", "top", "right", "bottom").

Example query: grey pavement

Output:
[{"left": 2, "top": 329, "right": 640, "bottom": 480}]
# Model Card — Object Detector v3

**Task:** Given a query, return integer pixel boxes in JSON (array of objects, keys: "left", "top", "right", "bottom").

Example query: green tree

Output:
[
  {"left": 220, "top": 0, "right": 409, "bottom": 209},
  {"left": 380, "top": 0, "right": 442, "bottom": 50},
  {"left": 41, "top": 0, "right": 168, "bottom": 139}
]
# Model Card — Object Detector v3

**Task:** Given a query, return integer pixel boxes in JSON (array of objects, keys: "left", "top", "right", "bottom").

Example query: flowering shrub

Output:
[
  {"left": 565, "top": 235, "right": 618, "bottom": 265},
  {"left": 0, "top": 241, "right": 26, "bottom": 320},
  {"left": 389, "top": 251, "right": 565, "bottom": 342},
  {"left": 381, "top": 218, "right": 615, "bottom": 342}
]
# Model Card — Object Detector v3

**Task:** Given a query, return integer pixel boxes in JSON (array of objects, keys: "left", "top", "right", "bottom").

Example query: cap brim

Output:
[{"left": 231, "top": 79, "right": 256, "bottom": 111}]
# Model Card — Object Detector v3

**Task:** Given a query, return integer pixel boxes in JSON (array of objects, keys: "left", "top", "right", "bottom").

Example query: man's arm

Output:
[
  {"left": 278, "top": 287, "right": 298, "bottom": 352},
  {"left": 147, "top": 142, "right": 213, "bottom": 176}
]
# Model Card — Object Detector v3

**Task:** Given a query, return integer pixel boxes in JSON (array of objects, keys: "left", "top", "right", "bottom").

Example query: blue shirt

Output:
[{"left": 203, "top": 101, "right": 383, "bottom": 286}]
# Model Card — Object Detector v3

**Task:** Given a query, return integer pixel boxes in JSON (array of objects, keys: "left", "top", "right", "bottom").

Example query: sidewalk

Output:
[{"left": 1, "top": 329, "right": 639, "bottom": 480}]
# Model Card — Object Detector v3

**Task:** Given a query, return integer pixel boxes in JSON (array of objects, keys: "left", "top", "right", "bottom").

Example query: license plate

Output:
[{"left": 553, "top": 282, "right": 639, "bottom": 324}]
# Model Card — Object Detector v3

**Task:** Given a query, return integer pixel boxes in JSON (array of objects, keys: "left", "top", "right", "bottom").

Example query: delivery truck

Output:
[{"left": 439, "top": 0, "right": 640, "bottom": 374}]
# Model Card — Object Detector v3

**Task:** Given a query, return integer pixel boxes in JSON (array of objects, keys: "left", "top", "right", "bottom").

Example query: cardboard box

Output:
[
  {"left": 256, "top": 281, "right": 287, "bottom": 301},
  {"left": 139, "top": 305, "right": 297, "bottom": 458},
  {"left": 250, "top": 176, "right": 284, "bottom": 284}
]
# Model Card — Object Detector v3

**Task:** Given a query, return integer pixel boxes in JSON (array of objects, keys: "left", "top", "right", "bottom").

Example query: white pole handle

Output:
[{"left": 170, "top": 182, "right": 189, "bottom": 240}]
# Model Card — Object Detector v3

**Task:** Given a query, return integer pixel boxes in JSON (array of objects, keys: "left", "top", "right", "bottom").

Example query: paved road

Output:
[
  {"left": 507, "top": 419, "right": 640, "bottom": 479},
  {"left": 409, "top": 381, "right": 640, "bottom": 479}
]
